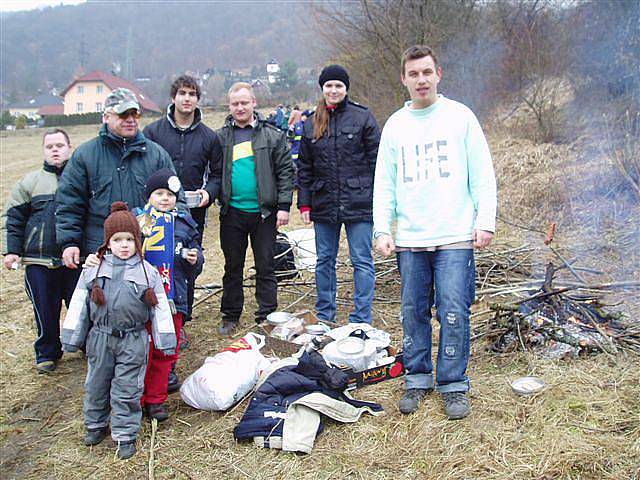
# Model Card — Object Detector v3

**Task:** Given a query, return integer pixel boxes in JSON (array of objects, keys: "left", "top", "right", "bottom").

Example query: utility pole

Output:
[
  {"left": 124, "top": 25, "right": 133, "bottom": 80},
  {"left": 79, "top": 35, "right": 88, "bottom": 70}
]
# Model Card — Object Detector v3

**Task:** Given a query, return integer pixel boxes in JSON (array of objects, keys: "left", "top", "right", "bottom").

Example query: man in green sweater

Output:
[
  {"left": 373, "top": 45, "right": 497, "bottom": 420},
  {"left": 216, "top": 83, "right": 294, "bottom": 335}
]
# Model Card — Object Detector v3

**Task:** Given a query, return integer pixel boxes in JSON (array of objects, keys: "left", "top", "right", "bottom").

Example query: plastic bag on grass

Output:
[{"left": 180, "top": 332, "right": 270, "bottom": 411}]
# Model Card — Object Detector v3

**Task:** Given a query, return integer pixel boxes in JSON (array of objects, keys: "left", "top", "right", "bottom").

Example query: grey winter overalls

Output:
[{"left": 61, "top": 254, "right": 176, "bottom": 442}]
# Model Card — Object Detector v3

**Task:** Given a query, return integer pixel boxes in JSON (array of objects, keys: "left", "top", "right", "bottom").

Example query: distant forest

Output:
[{"left": 1, "top": 2, "right": 322, "bottom": 102}]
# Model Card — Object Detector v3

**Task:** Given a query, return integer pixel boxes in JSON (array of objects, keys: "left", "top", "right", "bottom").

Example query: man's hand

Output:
[
  {"left": 301, "top": 211, "right": 311, "bottom": 225},
  {"left": 84, "top": 253, "right": 100, "bottom": 268},
  {"left": 472, "top": 230, "right": 494, "bottom": 249},
  {"left": 276, "top": 210, "right": 289, "bottom": 228},
  {"left": 375, "top": 234, "right": 396, "bottom": 257},
  {"left": 195, "top": 189, "right": 210, "bottom": 208},
  {"left": 62, "top": 246, "right": 81, "bottom": 269},
  {"left": 3, "top": 254, "right": 20, "bottom": 270}
]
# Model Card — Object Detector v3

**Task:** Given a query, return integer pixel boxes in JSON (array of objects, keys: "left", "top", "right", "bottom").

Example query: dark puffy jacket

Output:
[
  {"left": 234, "top": 351, "right": 382, "bottom": 443},
  {"left": 297, "top": 98, "right": 380, "bottom": 223},
  {"left": 143, "top": 105, "right": 222, "bottom": 203},
  {"left": 56, "top": 124, "right": 178, "bottom": 255},
  {"left": 217, "top": 114, "right": 294, "bottom": 218},
  {"left": 2, "top": 162, "right": 65, "bottom": 262},
  {"left": 132, "top": 208, "right": 204, "bottom": 315}
]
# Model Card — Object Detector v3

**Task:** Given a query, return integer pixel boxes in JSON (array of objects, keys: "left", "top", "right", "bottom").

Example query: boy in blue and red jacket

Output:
[{"left": 135, "top": 169, "right": 204, "bottom": 421}]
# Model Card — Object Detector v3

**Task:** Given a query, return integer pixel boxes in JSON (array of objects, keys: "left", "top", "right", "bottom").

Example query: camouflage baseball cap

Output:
[{"left": 104, "top": 88, "right": 140, "bottom": 114}]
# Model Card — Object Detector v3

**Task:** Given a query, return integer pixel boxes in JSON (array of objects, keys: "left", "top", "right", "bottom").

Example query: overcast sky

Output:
[{"left": 0, "top": 1, "right": 86, "bottom": 12}]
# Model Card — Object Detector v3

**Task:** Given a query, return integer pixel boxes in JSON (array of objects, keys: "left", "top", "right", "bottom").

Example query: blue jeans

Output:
[
  {"left": 314, "top": 221, "right": 375, "bottom": 324},
  {"left": 397, "top": 249, "right": 475, "bottom": 393}
]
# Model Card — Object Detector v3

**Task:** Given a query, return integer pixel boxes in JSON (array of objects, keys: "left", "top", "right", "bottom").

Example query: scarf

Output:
[{"left": 137, "top": 203, "right": 176, "bottom": 300}]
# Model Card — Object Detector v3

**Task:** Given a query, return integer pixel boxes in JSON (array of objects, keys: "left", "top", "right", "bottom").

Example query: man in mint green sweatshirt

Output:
[{"left": 373, "top": 45, "right": 497, "bottom": 420}]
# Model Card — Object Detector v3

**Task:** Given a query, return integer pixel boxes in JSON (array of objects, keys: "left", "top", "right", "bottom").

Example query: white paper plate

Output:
[{"left": 511, "top": 376, "right": 546, "bottom": 395}]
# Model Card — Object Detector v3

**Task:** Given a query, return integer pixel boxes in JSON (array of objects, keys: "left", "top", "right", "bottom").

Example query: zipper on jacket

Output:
[
  {"left": 38, "top": 227, "right": 45, "bottom": 256},
  {"left": 332, "top": 110, "right": 340, "bottom": 222},
  {"left": 251, "top": 127, "right": 266, "bottom": 221},
  {"left": 25, "top": 226, "right": 38, "bottom": 251}
]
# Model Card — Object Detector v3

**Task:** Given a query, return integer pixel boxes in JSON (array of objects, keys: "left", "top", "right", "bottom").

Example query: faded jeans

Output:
[
  {"left": 397, "top": 249, "right": 475, "bottom": 393},
  {"left": 314, "top": 221, "right": 375, "bottom": 324}
]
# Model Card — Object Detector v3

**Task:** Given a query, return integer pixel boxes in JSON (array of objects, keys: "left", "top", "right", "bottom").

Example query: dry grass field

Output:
[{"left": 1, "top": 113, "right": 638, "bottom": 480}]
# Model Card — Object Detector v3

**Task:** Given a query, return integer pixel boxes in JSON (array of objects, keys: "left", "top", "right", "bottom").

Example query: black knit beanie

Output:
[
  {"left": 318, "top": 64, "right": 350, "bottom": 91},
  {"left": 144, "top": 168, "right": 181, "bottom": 199}
]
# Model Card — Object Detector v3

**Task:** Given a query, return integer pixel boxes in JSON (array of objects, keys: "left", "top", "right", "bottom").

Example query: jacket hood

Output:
[
  {"left": 43, "top": 160, "right": 67, "bottom": 176},
  {"left": 166, "top": 103, "right": 203, "bottom": 131}
]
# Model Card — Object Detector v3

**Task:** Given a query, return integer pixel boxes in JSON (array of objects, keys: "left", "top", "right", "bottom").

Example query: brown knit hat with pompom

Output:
[{"left": 91, "top": 201, "right": 158, "bottom": 307}]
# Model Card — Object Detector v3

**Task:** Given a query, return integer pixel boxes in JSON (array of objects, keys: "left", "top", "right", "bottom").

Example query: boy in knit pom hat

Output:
[
  {"left": 134, "top": 168, "right": 204, "bottom": 421},
  {"left": 61, "top": 202, "right": 176, "bottom": 460}
]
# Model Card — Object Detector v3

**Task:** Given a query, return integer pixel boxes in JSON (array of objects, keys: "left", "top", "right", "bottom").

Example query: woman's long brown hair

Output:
[{"left": 312, "top": 98, "right": 330, "bottom": 140}]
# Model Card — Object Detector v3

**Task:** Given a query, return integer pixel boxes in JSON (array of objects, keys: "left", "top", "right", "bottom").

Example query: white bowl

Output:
[
  {"left": 266, "top": 311, "right": 294, "bottom": 326},
  {"left": 305, "top": 324, "right": 327, "bottom": 335},
  {"left": 336, "top": 337, "right": 365, "bottom": 355}
]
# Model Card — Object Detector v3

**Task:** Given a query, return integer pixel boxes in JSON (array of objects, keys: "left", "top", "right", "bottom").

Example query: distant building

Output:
[
  {"left": 9, "top": 93, "right": 63, "bottom": 120},
  {"left": 267, "top": 59, "right": 280, "bottom": 84},
  {"left": 60, "top": 70, "right": 161, "bottom": 115},
  {"left": 251, "top": 79, "right": 271, "bottom": 97},
  {"left": 37, "top": 104, "right": 64, "bottom": 117}
]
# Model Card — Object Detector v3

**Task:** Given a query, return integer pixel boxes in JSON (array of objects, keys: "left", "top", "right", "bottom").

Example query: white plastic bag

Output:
[
  {"left": 180, "top": 332, "right": 269, "bottom": 411},
  {"left": 285, "top": 228, "right": 317, "bottom": 272}
]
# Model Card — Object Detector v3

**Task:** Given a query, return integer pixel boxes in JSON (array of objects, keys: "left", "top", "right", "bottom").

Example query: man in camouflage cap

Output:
[
  {"left": 104, "top": 87, "right": 141, "bottom": 115},
  {"left": 56, "top": 87, "right": 182, "bottom": 270}
]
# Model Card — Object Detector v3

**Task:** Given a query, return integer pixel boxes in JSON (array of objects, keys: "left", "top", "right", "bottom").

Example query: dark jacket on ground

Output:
[
  {"left": 234, "top": 351, "right": 383, "bottom": 446},
  {"left": 55, "top": 124, "right": 178, "bottom": 255},
  {"left": 216, "top": 114, "right": 294, "bottom": 219},
  {"left": 3, "top": 162, "right": 66, "bottom": 262},
  {"left": 143, "top": 105, "right": 222, "bottom": 204},
  {"left": 297, "top": 98, "right": 380, "bottom": 223}
]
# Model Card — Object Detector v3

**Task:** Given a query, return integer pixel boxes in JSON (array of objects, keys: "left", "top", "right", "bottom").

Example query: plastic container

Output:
[{"left": 184, "top": 191, "right": 202, "bottom": 208}]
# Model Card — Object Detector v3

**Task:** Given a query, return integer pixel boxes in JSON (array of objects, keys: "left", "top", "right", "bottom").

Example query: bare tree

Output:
[
  {"left": 492, "top": 0, "right": 573, "bottom": 142},
  {"left": 311, "top": 0, "right": 483, "bottom": 121}
]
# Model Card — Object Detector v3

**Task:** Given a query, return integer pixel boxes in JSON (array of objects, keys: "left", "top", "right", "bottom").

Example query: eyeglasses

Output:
[{"left": 117, "top": 109, "right": 141, "bottom": 120}]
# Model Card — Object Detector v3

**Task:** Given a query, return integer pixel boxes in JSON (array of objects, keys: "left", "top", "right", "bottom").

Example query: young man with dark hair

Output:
[
  {"left": 373, "top": 45, "right": 497, "bottom": 420},
  {"left": 144, "top": 74, "right": 222, "bottom": 243},
  {"left": 216, "top": 82, "right": 294, "bottom": 335}
]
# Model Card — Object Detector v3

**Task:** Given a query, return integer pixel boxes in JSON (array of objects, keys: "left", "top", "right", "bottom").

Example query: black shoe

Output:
[
  {"left": 36, "top": 360, "right": 57, "bottom": 374},
  {"left": 84, "top": 427, "right": 108, "bottom": 446},
  {"left": 116, "top": 440, "right": 136, "bottom": 460},
  {"left": 442, "top": 391, "right": 471, "bottom": 420},
  {"left": 218, "top": 320, "right": 238, "bottom": 336},
  {"left": 255, "top": 316, "right": 267, "bottom": 325},
  {"left": 167, "top": 369, "right": 181, "bottom": 393},
  {"left": 398, "top": 388, "right": 432, "bottom": 414},
  {"left": 145, "top": 403, "right": 169, "bottom": 422}
]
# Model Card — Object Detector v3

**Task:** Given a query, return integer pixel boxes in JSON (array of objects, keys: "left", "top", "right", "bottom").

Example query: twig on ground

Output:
[{"left": 149, "top": 418, "right": 158, "bottom": 480}]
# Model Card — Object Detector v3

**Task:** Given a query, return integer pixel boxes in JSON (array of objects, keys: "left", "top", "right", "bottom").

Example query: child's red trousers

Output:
[{"left": 142, "top": 312, "right": 183, "bottom": 406}]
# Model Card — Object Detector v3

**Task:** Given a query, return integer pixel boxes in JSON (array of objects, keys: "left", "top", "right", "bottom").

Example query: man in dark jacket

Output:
[
  {"left": 143, "top": 75, "right": 222, "bottom": 243},
  {"left": 2, "top": 128, "right": 82, "bottom": 373},
  {"left": 216, "top": 82, "right": 294, "bottom": 335},
  {"left": 56, "top": 88, "right": 179, "bottom": 269}
]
